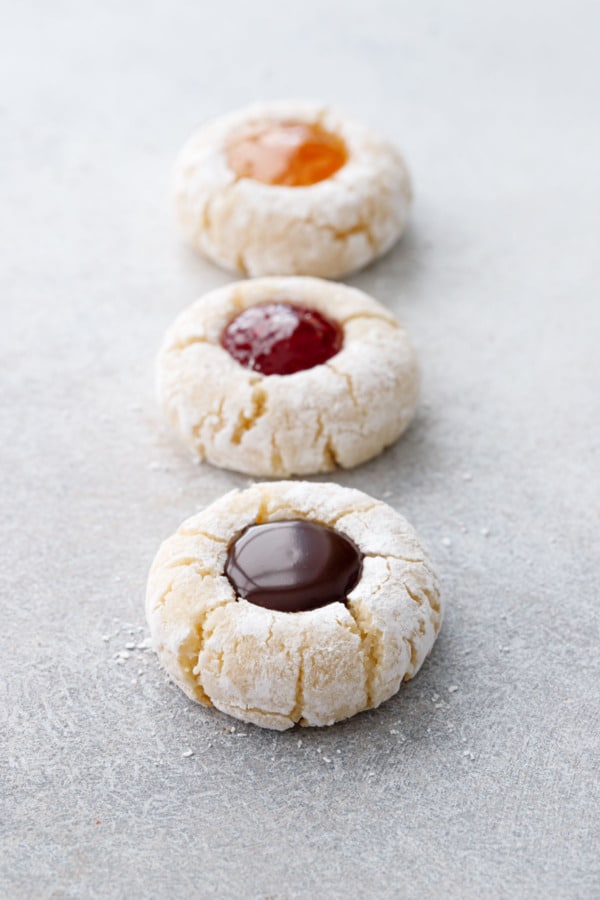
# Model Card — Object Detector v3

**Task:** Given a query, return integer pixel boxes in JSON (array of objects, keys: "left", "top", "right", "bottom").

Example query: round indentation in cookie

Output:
[
  {"left": 172, "top": 100, "right": 412, "bottom": 277},
  {"left": 221, "top": 302, "right": 343, "bottom": 375},
  {"left": 146, "top": 481, "right": 443, "bottom": 730},
  {"left": 225, "top": 520, "right": 362, "bottom": 612},
  {"left": 225, "top": 120, "right": 347, "bottom": 186},
  {"left": 157, "top": 276, "right": 419, "bottom": 477}
]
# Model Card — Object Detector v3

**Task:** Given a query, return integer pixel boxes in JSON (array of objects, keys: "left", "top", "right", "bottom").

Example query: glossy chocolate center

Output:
[
  {"left": 221, "top": 302, "right": 343, "bottom": 376},
  {"left": 225, "top": 520, "right": 363, "bottom": 613},
  {"left": 226, "top": 120, "right": 347, "bottom": 186}
]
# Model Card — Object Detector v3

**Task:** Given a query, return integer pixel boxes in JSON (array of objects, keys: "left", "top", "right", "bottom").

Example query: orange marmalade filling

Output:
[{"left": 226, "top": 120, "right": 347, "bottom": 187}]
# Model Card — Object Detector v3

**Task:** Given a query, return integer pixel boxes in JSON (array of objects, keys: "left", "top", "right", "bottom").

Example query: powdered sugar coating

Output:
[
  {"left": 173, "top": 101, "right": 412, "bottom": 278},
  {"left": 146, "top": 482, "right": 442, "bottom": 730},
  {"left": 157, "top": 277, "right": 419, "bottom": 477}
]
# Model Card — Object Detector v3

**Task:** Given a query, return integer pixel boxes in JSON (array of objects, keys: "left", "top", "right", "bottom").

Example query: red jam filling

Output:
[
  {"left": 226, "top": 121, "right": 347, "bottom": 187},
  {"left": 221, "top": 303, "right": 343, "bottom": 376}
]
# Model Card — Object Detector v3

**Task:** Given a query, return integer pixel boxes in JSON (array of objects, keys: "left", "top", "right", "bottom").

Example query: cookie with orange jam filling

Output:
[{"left": 173, "top": 101, "right": 412, "bottom": 278}]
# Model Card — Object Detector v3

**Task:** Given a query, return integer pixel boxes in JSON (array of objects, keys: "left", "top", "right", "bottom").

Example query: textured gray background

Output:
[{"left": 1, "top": 1, "right": 599, "bottom": 898}]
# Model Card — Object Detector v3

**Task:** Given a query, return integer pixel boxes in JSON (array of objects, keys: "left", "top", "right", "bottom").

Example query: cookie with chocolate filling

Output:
[{"left": 146, "top": 482, "right": 442, "bottom": 730}]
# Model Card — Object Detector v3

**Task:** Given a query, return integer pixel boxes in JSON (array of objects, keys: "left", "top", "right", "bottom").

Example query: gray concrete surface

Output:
[{"left": 1, "top": 1, "right": 599, "bottom": 898}]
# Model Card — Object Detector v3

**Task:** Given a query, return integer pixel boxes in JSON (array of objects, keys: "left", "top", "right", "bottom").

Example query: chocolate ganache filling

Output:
[{"left": 225, "top": 520, "right": 362, "bottom": 613}]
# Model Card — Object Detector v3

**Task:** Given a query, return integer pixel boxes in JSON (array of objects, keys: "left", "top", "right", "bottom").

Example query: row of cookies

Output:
[{"left": 147, "top": 102, "right": 442, "bottom": 729}]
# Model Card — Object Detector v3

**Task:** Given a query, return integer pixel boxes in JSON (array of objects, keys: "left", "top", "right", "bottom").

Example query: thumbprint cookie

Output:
[
  {"left": 173, "top": 101, "right": 412, "bottom": 278},
  {"left": 146, "top": 481, "right": 442, "bottom": 730},
  {"left": 157, "top": 277, "right": 419, "bottom": 476}
]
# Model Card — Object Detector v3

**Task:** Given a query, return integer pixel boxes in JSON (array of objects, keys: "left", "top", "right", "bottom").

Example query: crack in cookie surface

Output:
[
  {"left": 231, "top": 385, "right": 268, "bottom": 445},
  {"left": 323, "top": 435, "right": 339, "bottom": 469},
  {"left": 346, "top": 601, "right": 382, "bottom": 708},
  {"left": 318, "top": 218, "right": 376, "bottom": 252},
  {"left": 167, "top": 334, "right": 211, "bottom": 353},
  {"left": 326, "top": 362, "right": 361, "bottom": 415},
  {"left": 176, "top": 527, "right": 228, "bottom": 543},
  {"left": 339, "top": 311, "right": 399, "bottom": 329},
  {"left": 270, "top": 432, "right": 283, "bottom": 473},
  {"left": 289, "top": 648, "right": 305, "bottom": 724}
]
